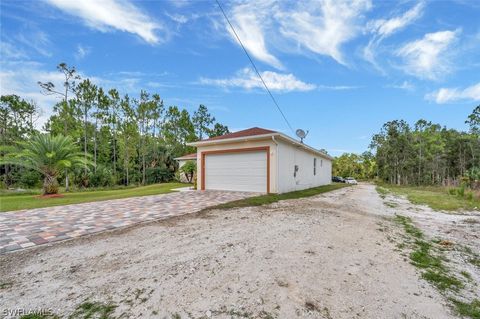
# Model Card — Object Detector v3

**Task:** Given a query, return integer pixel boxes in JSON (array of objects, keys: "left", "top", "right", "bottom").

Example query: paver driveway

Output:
[{"left": 0, "top": 190, "right": 254, "bottom": 254}]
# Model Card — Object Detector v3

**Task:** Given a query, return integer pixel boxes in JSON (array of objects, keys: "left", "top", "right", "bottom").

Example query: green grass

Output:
[
  {"left": 380, "top": 184, "right": 480, "bottom": 211},
  {"left": 211, "top": 183, "right": 350, "bottom": 210},
  {"left": 68, "top": 301, "right": 116, "bottom": 319},
  {"left": 450, "top": 299, "right": 480, "bottom": 319},
  {"left": 0, "top": 182, "right": 187, "bottom": 212},
  {"left": 394, "top": 215, "right": 423, "bottom": 238},
  {"left": 422, "top": 270, "right": 463, "bottom": 291},
  {"left": 393, "top": 214, "right": 479, "bottom": 317},
  {"left": 20, "top": 314, "right": 59, "bottom": 319}
]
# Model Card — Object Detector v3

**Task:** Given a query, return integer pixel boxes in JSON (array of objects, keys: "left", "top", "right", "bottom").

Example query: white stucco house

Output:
[{"left": 186, "top": 127, "right": 332, "bottom": 193}]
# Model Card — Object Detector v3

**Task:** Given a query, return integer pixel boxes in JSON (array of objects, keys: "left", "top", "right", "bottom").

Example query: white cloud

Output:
[
  {"left": 0, "top": 41, "right": 28, "bottom": 60},
  {"left": 0, "top": 61, "right": 152, "bottom": 129},
  {"left": 200, "top": 68, "right": 316, "bottom": 92},
  {"left": 396, "top": 29, "right": 460, "bottom": 80},
  {"left": 223, "top": 0, "right": 371, "bottom": 69},
  {"left": 0, "top": 62, "right": 65, "bottom": 129},
  {"left": 364, "top": 2, "right": 425, "bottom": 69},
  {"left": 74, "top": 44, "right": 91, "bottom": 60},
  {"left": 425, "top": 82, "right": 480, "bottom": 104},
  {"left": 317, "top": 84, "right": 362, "bottom": 90},
  {"left": 387, "top": 81, "right": 415, "bottom": 91},
  {"left": 367, "top": 2, "right": 424, "bottom": 38},
  {"left": 44, "top": 0, "right": 165, "bottom": 44},
  {"left": 166, "top": 13, "right": 188, "bottom": 25},
  {"left": 16, "top": 30, "right": 52, "bottom": 57},
  {"left": 228, "top": 1, "right": 283, "bottom": 69},
  {"left": 275, "top": 0, "right": 372, "bottom": 66}
]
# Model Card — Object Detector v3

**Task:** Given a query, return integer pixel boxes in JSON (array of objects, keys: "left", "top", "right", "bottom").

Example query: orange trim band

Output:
[{"left": 200, "top": 146, "right": 270, "bottom": 193}]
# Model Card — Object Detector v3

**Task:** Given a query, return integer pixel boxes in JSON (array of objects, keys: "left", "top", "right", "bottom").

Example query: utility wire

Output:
[{"left": 215, "top": 0, "right": 295, "bottom": 134}]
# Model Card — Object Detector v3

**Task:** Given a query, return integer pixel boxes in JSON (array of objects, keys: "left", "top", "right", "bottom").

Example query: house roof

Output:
[
  {"left": 201, "top": 127, "right": 277, "bottom": 142},
  {"left": 187, "top": 127, "right": 333, "bottom": 160},
  {"left": 174, "top": 152, "right": 197, "bottom": 160}
]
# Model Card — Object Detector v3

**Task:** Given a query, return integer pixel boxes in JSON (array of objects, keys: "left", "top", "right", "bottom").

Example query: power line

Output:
[{"left": 215, "top": 0, "right": 295, "bottom": 134}]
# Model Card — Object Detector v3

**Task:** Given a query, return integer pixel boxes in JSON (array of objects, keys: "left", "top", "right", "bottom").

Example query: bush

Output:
[
  {"left": 146, "top": 167, "right": 174, "bottom": 184},
  {"left": 18, "top": 170, "right": 42, "bottom": 188},
  {"left": 448, "top": 188, "right": 456, "bottom": 196},
  {"left": 88, "top": 165, "right": 115, "bottom": 187},
  {"left": 179, "top": 161, "right": 196, "bottom": 183},
  {"left": 466, "top": 192, "right": 473, "bottom": 200},
  {"left": 457, "top": 186, "right": 465, "bottom": 197}
]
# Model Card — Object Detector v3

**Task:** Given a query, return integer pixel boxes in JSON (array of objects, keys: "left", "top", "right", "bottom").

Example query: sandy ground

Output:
[{"left": 1, "top": 184, "right": 478, "bottom": 318}]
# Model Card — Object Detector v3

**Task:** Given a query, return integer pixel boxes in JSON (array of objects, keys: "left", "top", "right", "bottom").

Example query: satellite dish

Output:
[{"left": 296, "top": 129, "right": 308, "bottom": 143}]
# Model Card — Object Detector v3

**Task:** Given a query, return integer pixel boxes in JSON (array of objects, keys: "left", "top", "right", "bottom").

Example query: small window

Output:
[{"left": 313, "top": 158, "right": 316, "bottom": 175}]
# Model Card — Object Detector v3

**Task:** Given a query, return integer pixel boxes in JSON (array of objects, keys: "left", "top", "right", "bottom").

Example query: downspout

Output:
[{"left": 272, "top": 136, "right": 279, "bottom": 193}]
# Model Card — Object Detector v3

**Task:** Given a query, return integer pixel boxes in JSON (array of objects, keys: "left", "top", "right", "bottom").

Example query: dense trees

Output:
[
  {"left": 1, "top": 63, "right": 229, "bottom": 190},
  {"left": 370, "top": 106, "right": 479, "bottom": 186},
  {"left": 332, "top": 106, "right": 479, "bottom": 187},
  {"left": 333, "top": 152, "right": 376, "bottom": 180}
]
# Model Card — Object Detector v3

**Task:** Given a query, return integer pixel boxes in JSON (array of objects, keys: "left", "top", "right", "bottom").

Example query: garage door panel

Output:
[{"left": 204, "top": 151, "right": 267, "bottom": 193}]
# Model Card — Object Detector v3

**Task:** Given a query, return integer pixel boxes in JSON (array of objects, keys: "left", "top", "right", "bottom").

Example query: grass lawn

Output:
[
  {"left": 0, "top": 182, "right": 188, "bottom": 212},
  {"left": 378, "top": 184, "right": 480, "bottom": 212},
  {"left": 211, "top": 183, "right": 350, "bottom": 210}
]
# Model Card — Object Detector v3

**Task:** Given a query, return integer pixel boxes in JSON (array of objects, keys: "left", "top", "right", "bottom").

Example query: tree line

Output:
[
  {"left": 334, "top": 105, "right": 480, "bottom": 187},
  {"left": 1, "top": 63, "right": 229, "bottom": 190}
]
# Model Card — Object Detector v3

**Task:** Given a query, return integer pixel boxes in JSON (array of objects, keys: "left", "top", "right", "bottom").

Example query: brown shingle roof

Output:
[{"left": 201, "top": 127, "right": 277, "bottom": 141}]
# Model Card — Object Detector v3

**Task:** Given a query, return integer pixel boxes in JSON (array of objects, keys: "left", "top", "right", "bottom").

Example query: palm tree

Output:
[{"left": 2, "top": 134, "right": 90, "bottom": 194}]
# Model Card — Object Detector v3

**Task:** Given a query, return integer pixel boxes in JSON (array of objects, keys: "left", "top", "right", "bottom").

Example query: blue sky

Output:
[{"left": 1, "top": 0, "right": 479, "bottom": 156}]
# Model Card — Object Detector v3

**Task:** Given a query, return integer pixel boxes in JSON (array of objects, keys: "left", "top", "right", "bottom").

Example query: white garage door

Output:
[{"left": 205, "top": 151, "right": 267, "bottom": 192}]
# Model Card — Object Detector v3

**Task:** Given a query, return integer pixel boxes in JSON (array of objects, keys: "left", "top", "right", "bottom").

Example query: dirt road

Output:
[{"left": 1, "top": 184, "right": 476, "bottom": 318}]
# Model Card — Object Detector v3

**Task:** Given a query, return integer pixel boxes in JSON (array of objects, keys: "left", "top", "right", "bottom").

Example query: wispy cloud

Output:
[
  {"left": 44, "top": 0, "right": 166, "bottom": 44},
  {"left": 275, "top": 0, "right": 372, "bottom": 66},
  {"left": 364, "top": 2, "right": 425, "bottom": 70},
  {"left": 74, "top": 44, "right": 91, "bottom": 60},
  {"left": 199, "top": 68, "right": 316, "bottom": 92},
  {"left": 222, "top": 0, "right": 371, "bottom": 69},
  {"left": 227, "top": 1, "right": 283, "bottom": 69},
  {"left": 0, "top": 41, "right": 28, "bottom": 60},
  {"left": 317, "top": 84, "right": 362, "bottom": 90},
  {"left": 425, "top": 82, "right": 480, "bottom": 104},
  {"left": 367, "top": 2, "right": 424, "bottom": 38},
  {"left": 16, "top": 29, "right": 52, "bottom": 57},
  {"left": 386, "top": 81, "right": 415, "bottom": 91},
  {"left": 396, "top": 29, "right": 460, "bottom": 80}
]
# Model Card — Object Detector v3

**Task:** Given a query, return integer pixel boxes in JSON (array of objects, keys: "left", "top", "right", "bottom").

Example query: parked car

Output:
[
  {"left": 332, "top": 176, "right": 345, "bottom": 183},
  {"left": 345, "top": 177, "right": 358, "bottom": 184}
]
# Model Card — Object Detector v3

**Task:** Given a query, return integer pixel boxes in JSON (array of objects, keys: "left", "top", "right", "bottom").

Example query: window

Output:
[
  {"left": 313, "top": 158, "right": 316, "bottom": 175},
  {"left": 321, "top": 159, "right": 323, "bottom": 167}
]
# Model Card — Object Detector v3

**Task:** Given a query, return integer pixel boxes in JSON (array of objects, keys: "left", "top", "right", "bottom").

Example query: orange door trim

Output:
[{"left": 200, "top": 146, "right": 270, "bottom": 193}]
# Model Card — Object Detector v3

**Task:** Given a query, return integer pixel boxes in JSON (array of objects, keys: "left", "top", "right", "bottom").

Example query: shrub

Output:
[
  {"left": 457, "top": 186, "right": 465, "bottom": 197},
  {"left": 180, "top": 161, "right": 196, "bottom": 183},
  {"left": 88, "top": 165, "right": 115, "bottom": 187},
  {"left": 466, "top": 192, "right": 473, "bottom": 201},
  {"left": 146, "top": 167, "right": 174, "bottom": 183}
]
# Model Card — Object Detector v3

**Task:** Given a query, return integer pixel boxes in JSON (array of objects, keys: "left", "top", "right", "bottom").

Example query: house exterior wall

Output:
[
  {"left": 195, "top": 137, "right": 332, "bottom": 194},
  {"left": 277, "top": 140, "right": 332, "bottom": 193},
  {"left": 196, "top": 138, "right": 278, "bottom": 193}
]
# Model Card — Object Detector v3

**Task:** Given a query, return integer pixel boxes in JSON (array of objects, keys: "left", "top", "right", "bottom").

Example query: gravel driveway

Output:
[{"left": 1, "top": 184, "right": 477, "bottom": 318}]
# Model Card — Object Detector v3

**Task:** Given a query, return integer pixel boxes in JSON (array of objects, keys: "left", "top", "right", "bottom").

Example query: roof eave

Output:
[
  {"left": 186, "top": 133, "right": 278, "bottom": 146},
  {"left": 187, "top": 132, "right": 333, "bottom": 160}
]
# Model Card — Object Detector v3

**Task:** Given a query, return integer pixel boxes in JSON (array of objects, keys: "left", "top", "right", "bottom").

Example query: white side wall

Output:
[{"left": 277, "top": 140, "right": 332, "bottom": 193}]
